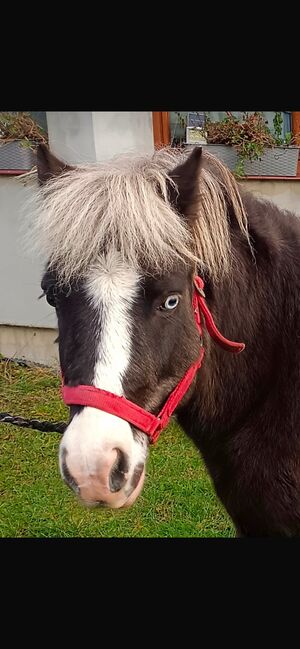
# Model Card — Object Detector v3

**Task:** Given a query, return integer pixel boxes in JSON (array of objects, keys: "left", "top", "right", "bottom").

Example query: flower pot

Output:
[
  {"left": 197, "top": 144, "right": 299, "bottom": 176},
  {"left": 0, "top": 140, "right": 36, "bottom": 171}
]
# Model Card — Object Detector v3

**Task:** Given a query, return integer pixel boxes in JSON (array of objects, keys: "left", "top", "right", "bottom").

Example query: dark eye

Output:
[
  {"left": 45, "top": 286, "right": 57, "bottom": 307},
  {"left": 160, "top": 295, "right": 180, "bottom": 311}
]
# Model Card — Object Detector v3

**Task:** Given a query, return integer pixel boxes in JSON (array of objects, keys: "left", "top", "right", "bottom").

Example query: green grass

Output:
[{"left": 0, "top": 359, "right": 234, "bottom": 537}]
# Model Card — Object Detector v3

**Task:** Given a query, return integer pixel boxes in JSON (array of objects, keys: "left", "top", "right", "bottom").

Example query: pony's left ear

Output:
[
  {"left": 36, "top": 144, "right": 74, "bottom": 184},
  {"left": 168, "top": 147, "right": 203, "bottom": 219}
]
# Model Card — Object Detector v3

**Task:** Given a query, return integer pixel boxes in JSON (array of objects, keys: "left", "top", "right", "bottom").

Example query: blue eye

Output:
[{"left": 162, "top": 295, "right": 180, "bottom": 311}]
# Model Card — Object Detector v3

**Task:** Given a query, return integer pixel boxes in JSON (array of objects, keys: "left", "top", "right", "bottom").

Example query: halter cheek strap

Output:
[
  {"left": 63, "top": 277, "right": 245, "bottom": 444},
  {"left": 193, "top": 277, "right": 245, "bottom": 353}
]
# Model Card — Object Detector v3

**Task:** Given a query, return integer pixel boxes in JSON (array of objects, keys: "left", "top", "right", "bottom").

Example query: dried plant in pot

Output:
[
  {"left": 202, "top": 112, "right": 299, "bottom": 177},
  {"left": 0, "top": 112, "right": 48, "bottom": 171}
]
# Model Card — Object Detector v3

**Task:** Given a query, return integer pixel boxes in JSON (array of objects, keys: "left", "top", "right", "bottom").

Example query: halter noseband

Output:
[{"left": 62, "top": 277, "right": 245, "bottom": 444}]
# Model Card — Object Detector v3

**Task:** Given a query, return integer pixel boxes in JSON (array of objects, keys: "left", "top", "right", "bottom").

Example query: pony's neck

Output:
[{"left": 180, "top": 195, "right": 294, "bottom": 438}]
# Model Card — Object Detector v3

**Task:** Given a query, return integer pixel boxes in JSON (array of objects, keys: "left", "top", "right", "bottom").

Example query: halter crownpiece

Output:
[{"left": 63, "top": 277, "right": 245, "bottom": 444}]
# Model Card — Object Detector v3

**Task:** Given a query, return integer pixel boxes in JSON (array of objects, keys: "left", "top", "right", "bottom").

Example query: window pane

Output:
[
  {"left": 29, "top": 111, "right": 48, "bottom": 133},
  {"left": 170, "top": 111, "right": 188, "bottom": 146}
]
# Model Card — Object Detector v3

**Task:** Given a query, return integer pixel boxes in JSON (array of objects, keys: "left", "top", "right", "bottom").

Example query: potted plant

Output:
[
  {"left": 0, "top": 112, "right": 48, "bottom": 171},
  {"left": 200, "top": 112, "right": 299, "bottom": 177}
]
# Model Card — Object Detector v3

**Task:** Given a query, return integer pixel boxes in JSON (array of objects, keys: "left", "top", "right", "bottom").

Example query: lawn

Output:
[{"left": 0, "top": 359, "right": 235, "bottom": 537}]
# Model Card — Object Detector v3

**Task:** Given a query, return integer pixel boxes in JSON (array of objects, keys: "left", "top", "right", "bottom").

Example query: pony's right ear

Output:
[{"left": 36, "top": 144, "right": 74, "bottom": 184}]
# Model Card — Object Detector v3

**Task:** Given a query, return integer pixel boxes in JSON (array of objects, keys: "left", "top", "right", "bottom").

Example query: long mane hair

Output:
[{"left": 30, "top": 148, "right": 250, "bottom": 284}]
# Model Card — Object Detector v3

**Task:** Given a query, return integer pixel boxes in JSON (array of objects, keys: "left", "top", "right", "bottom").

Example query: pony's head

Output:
[{"left": 33, "top": 145, "right": 248, "bottom": 508}]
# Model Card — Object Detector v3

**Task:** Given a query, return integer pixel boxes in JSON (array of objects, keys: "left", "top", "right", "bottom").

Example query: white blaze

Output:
[{"left": 86, "top": 250, "right": 140, "bottom": 394}]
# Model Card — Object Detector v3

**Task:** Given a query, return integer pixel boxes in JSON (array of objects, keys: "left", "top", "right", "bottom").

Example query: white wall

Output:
[
  {"left": 0, "top": 176, "right": 56, "bottom": 329},
  {"left": 241, "top": 179, "right": 300, "bottom": 216},
  {"left": 92, "top": 112, "right": 154, "bottom": 161},
  {"left": 46, "top": 112, "right": 154, "bottom": 165},
  {"left": 46, "top": 112, "right": 96, "bottom": 164}
]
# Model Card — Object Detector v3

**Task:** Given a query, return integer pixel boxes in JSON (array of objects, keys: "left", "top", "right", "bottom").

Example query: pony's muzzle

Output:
[{"left": 59, "top": 445, "right": 145, "bottom": 508}]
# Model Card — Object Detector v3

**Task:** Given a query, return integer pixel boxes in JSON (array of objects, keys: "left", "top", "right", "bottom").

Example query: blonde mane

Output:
[{"left": 29, "top": 147, "right": 249, "bottom": 284}]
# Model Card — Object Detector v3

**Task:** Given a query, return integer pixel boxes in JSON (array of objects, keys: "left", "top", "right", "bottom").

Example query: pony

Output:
[{"left": 31, "top": 143, "right": 300, "bottom": 537}]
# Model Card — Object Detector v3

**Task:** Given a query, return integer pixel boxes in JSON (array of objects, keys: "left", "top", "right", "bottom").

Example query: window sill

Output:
[
  {"left": 0, "top": 169, "right": 31, "bottom": 176},
  {"left": 240, "top": 175, "right": 300, "bottom": 181}
]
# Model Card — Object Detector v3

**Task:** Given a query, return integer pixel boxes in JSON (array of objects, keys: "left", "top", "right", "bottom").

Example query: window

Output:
[{"left": 169, "top": 111, "right": 293, "bottom": 147}]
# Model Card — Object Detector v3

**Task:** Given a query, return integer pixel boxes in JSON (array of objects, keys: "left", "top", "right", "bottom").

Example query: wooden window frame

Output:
[
  {"left": 292, "top": 112, "right": 300, "bottom": 146},
  {"left": 152, "top": 112, "right": 170, "bottom": 148},
  {"left": 292, "top": 112, "right": 300, "bottom": 177}
]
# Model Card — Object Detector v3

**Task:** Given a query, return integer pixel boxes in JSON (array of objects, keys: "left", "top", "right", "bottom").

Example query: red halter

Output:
[{"left": 63, "top": 277, "right": 245, "bottom": 444}]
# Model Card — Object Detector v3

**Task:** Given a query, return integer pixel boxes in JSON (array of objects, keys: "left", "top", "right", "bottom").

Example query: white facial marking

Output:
[
  {"left": 85, "top": 250, "right": 140, "bottom": 395},
  {"left": 59, "top": 251, "right": 148, "bottom": 506}
]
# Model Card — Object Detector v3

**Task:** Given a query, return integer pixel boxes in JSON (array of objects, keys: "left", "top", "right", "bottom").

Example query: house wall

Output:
[
  {"left": 0, "top": 176, "right": 56, "bottom": 329},
  {"left": 240, "top": 179, "right": 300, "bottom": 216}
]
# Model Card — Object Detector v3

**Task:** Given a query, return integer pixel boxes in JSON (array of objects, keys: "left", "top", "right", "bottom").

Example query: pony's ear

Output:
[
  {"left": 168, "top": 147, "right": 203, "bottom": 219},
  {"left": 37, "top": 144, "right": 74, "bottom": 184}
]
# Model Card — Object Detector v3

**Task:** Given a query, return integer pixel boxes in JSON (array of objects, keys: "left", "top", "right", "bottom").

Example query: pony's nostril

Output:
[
  {"left": 109, "top": 448, "right": 129, "bottom": 493},
  {"left": 61, "top": 448, "right": 80, "bottom": 495}
]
